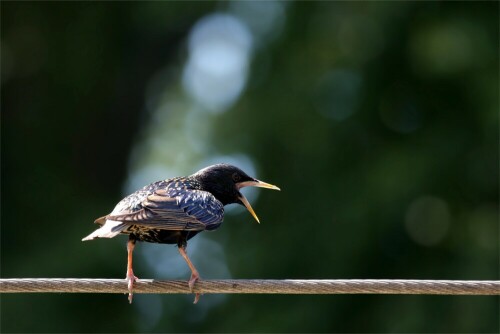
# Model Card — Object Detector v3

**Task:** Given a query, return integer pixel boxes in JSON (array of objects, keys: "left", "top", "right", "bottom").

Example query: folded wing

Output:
[{"left": 107, "top": 188, "right": 224, "bottom": 231}]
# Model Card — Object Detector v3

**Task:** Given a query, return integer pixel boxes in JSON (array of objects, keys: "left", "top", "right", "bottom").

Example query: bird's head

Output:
[{"left": 194, "top": 163, "right": 280, "bottom": 223}]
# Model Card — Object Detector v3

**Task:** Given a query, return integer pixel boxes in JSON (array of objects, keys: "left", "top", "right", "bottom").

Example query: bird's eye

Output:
[{"left": 232, "top": 172, "right": 241, "bottom": 182}]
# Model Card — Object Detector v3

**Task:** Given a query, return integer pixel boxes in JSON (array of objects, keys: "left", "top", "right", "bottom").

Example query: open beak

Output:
[{"left": 237, "top": 179, "right": 280, "bottom": 223}]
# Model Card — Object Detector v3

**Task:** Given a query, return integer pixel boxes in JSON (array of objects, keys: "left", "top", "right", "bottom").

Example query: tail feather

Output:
[
  {"left": 94, "top": 215, "right": 109, "bottom": 226},
  {"left": 82, "top": 220, "right": 126, "bottom": 241}
]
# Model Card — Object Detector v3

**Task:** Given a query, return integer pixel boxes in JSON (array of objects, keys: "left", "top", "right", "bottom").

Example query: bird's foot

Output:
[
  {"left": 188, "top": 271, "right": 201, "bottom": 304},
  {"left": 126, "top": 271, "right": 139, "bottom": 304},
  {"left": 188, "top": 271, "right": 199, "bottom": 290},
  {"left": 193, "top": 293, "right": 200, "bottom": 304}
]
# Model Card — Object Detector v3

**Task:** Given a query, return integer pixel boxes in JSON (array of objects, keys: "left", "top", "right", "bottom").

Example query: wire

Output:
[{"left": 1, "top": 279, "right": 498, "bottom": 295}]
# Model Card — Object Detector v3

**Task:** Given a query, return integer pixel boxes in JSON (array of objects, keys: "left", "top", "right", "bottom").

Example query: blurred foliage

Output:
[{"left": 1, "top": 1, "right": 498, "bottom": 333}]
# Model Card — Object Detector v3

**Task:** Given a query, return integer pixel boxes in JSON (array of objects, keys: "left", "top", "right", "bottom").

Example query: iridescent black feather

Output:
[
  {"left": 82, "top": 163, "right": 280, "bottom": 304},
  {"left": 89, "top": 164, "right": 253, "bottom": 245}
]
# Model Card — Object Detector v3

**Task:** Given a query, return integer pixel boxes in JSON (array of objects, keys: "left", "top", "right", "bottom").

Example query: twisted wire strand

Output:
[{"left": 1, "top": 279, "right": 499, "bottom": 295}]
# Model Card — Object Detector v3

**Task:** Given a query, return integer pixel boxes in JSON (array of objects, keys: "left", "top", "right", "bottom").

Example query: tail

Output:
[{"left": 82, "top": 219, "right": 127, "bottom": 241}]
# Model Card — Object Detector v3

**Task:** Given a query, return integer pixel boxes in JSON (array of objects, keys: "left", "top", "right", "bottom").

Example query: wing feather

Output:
[{"left": 107, "top": 189, "right": 224, "bottom": 231}]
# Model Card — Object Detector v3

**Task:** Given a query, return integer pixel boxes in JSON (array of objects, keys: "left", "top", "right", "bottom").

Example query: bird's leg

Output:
[
  {"left": 178, "top": 244, "right": 201, "bottom": 304},
  {"left": 126, "top": 236, "right": 138, "bottom": 304}
]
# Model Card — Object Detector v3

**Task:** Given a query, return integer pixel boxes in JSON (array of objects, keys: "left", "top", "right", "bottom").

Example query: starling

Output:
[{"left": 82, "top": 163, "right": 280, "bottom": 303}]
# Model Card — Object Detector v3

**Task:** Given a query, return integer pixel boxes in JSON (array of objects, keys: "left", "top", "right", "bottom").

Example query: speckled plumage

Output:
[
  {"left": 100, "top": 176, "right": 224, "bottom": 245},
  {"left": 82, "top": 163, "right": 280, "bottom": 304}
]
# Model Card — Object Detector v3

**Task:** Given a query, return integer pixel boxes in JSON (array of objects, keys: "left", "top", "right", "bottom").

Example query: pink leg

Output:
[
  {"left": 126, "top": 238, "right": 139, "bottom": 304},
  {"left": 178, "top": 245, "right": 201, "bottom": 304}
]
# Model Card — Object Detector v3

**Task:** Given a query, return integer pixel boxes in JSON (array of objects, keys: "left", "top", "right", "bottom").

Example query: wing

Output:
[{"left": 107, "top": 188, "right": 224, "bottom": 231}]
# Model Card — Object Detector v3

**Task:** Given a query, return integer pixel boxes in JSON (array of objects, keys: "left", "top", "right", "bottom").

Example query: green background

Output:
[{"left": 1, "top": 2, "right": 498, "bottom": 332}]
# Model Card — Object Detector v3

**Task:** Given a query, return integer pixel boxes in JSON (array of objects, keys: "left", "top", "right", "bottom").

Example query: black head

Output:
[{"left": 193, "top": 163, "right": 280, "bottom": 223}]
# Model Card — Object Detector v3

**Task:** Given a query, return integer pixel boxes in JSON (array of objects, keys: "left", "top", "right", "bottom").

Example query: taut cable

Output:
[{"left": 1, "top": 279, "right": 499, "bottom": 295}]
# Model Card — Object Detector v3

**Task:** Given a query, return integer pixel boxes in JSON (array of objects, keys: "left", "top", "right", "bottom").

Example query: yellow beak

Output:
[{"left": 237, "top": 179, "right": 280, "bottom": 223}]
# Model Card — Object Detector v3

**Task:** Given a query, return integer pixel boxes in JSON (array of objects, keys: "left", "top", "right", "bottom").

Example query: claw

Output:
[
  {"left": 188, "top": 272, "right": 199, "bottom": 291},
  {"left": 188, "top": 272, "right": 201, "bottom": 304},
  {"left": 126, "top": 272, "right": 138, "bottom": 304}
]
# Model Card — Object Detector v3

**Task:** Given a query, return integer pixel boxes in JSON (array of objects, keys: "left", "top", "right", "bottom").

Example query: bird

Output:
[{"left": 82, "top": 163, "right": 280, "bottom": 304}]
